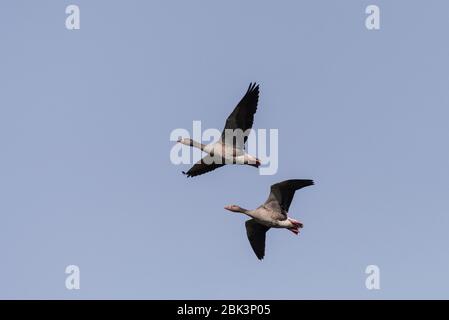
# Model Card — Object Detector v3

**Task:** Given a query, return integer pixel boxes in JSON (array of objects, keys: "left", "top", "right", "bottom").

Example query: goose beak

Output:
[
  {"left": 177, "top": 138, "right": 182, "bottom": 143},
  {"left": 224, "top": 205, "right": 232, "bottom": 211}
]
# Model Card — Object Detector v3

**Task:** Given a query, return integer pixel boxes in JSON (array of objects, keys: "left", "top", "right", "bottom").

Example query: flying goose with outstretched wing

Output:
[
  {"left": 225, "top": 179, "right": 314, "bottom": 260},
  {"left": 177, "top": 83, "right": 261, "bottom": 177}
]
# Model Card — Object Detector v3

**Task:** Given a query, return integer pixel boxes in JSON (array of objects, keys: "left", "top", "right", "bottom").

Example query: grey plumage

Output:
[
  {"left": 242, "top": 179, "right": 314, "bottom": 260},
  {"left": 183, "top": 83, "right": 260, "bottom": 177}
]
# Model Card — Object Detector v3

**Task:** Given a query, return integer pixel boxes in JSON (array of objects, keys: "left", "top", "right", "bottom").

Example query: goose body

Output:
[
  {"left": 202, "top": 141, "right": 256, "bottom": 164},
  {"left": 225, "top": 179, "right": 314, "bottom": 260},
  {"left": 177, "top": 83, "right": 261, "bottom": 177}
]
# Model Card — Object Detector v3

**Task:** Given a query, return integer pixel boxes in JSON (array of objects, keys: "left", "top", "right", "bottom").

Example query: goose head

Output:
[
  {"left": 177, "top": 137, "right": 193, "bottom": 146},
  {"left": 224, "top": 205, "right": 245, "bottom": 213}
]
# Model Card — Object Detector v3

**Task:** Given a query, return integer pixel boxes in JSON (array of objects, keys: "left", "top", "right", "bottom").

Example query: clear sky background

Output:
[{"left": 1, "top": 0, "right": 449, "bottom": 299}]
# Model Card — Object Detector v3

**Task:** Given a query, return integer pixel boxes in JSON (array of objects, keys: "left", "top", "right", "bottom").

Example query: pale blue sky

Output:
[{"left": 1, "top": 0, "right": 449, "bottom": 299}]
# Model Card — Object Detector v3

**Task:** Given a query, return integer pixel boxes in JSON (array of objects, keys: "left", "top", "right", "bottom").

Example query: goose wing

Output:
[
  {"left": 245, "top": 219, "right": 270, "bottom": 260},
  {"left": 182, "top": 155, "right": 225, "bottom": 178},
  {"left": 264, "top": 179, "right": 314, "bottom": 212},
  {"left": 221, "top": 83, "right": 259, "bottom": 149}
]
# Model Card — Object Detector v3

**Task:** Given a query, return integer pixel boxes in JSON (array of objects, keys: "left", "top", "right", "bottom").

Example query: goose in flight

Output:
[
  {"left": 177, "top": 83, "right": 261, "bottom": 177},
  {"left": 225, "top": 179, "right": 314, "bottom": 260}
]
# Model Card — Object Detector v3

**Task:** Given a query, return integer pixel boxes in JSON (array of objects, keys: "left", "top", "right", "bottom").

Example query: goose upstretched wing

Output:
[
  {"left": 221, "top": 83, "right": 259, "bottom": 149},
  {"left": 264, "top": 179, "right": 314, "bottom": 213}
]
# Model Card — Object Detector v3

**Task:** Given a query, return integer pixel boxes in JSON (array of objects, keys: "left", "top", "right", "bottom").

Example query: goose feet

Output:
[
  {"left": 288, "top": 218, "right": 303, "bottom": 235},
  {"left": 288, "top": 218, "right": 303, "bottom": 228}
]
